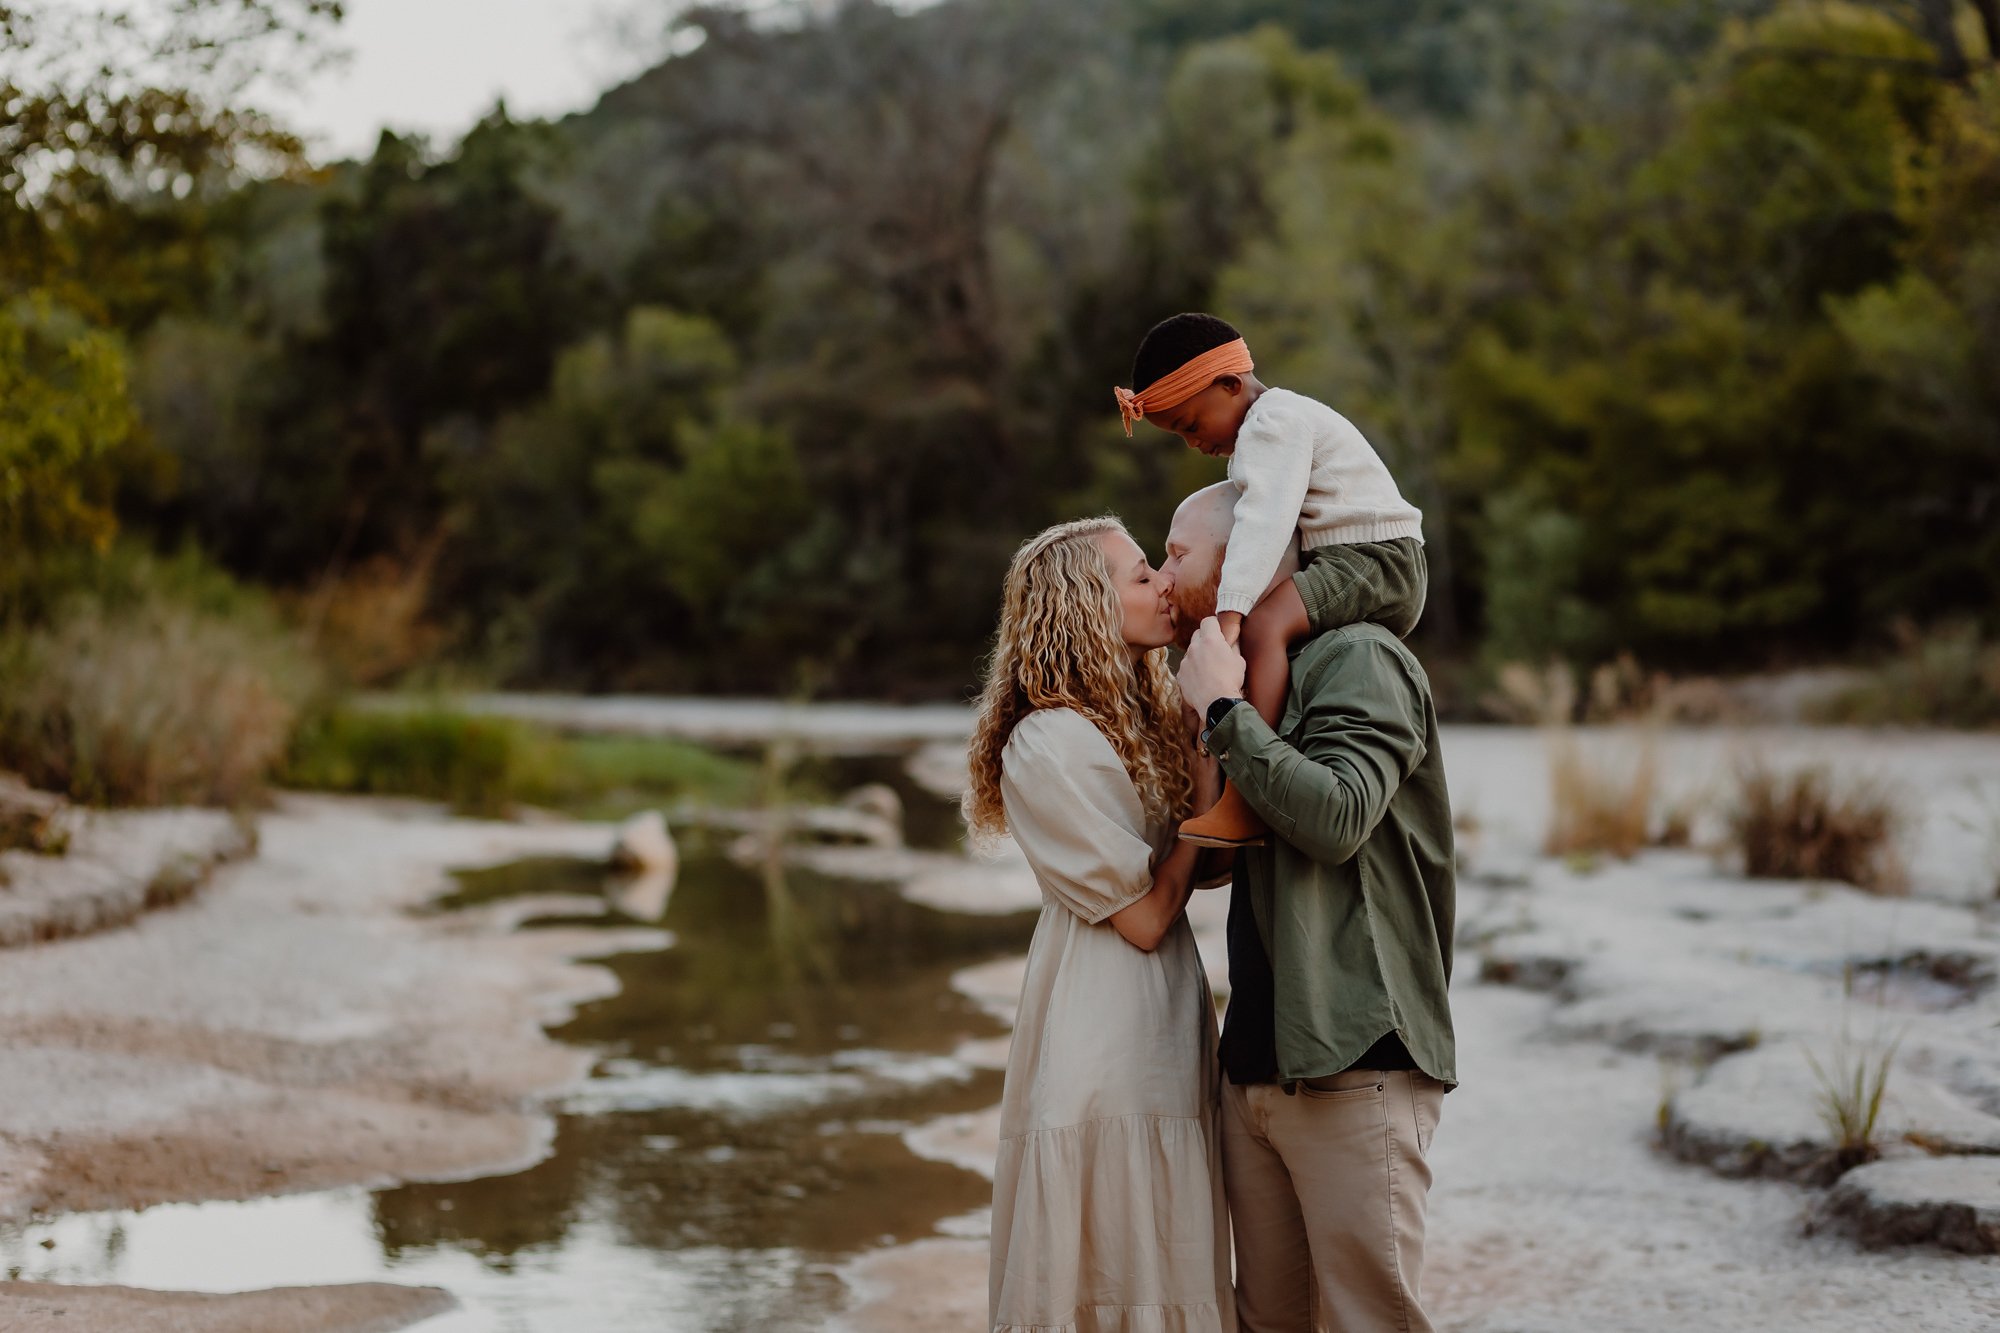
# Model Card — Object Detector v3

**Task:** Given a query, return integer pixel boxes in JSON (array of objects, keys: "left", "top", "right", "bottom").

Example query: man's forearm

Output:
[{"left": 1207, "top": 669, "right": 1421, "bottom": 867}]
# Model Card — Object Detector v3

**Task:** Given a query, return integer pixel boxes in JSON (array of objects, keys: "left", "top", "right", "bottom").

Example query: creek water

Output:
[{"left": 0, "top": 774, "right": 1032, "bottom": 1331}]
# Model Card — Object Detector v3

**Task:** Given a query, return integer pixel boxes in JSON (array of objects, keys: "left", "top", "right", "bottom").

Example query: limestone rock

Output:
[
  {"left": 1663, "top": 1041, "right": 2000, "bottom": 1185},
  {"left": 840, "top": 782, "right": 905, "bottom": 828},
  {"left": 0, "top": 809, "right": 252, "bottom": 948},
  {"left": 1814, "top": 1157, "right": 2000, "bottom": 1254},
  {"left": 0, "top": 775, "right": 70, "bottom": 857},
  {"left": 609, "top": 811, "right": 677, "bottom": 873}
]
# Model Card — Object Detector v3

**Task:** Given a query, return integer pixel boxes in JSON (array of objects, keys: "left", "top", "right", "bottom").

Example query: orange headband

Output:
[{"left": 1113, "top": 338, "right": 1254, "bottom": 436}]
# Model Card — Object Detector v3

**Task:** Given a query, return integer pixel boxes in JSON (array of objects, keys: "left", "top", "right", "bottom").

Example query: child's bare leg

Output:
[
  {"left": 1241, "top": 578, "right": 1312, "bottom": 727},
  {"left": 1180, "top": 582, "right": 1308, "bottom": 849}
]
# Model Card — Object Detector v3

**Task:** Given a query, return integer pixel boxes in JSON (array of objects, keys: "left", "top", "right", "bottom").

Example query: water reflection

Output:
[{"left": 382, "top": 836, "right": 1033, "bottom": 1271}]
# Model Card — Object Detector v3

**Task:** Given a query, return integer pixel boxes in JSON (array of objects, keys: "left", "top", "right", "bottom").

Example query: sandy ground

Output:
[
  {"left": 836, "top": 723, "right": 2000, "bottom": 1333},
  {"left": 0, "top": 793, "right": 644, "bottom": 1332}
]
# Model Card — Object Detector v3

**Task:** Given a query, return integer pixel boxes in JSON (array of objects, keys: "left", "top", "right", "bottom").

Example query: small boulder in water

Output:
[
  {"left": 610, "top": 810, "right": 678, "bottom": 873},
  {"left": 841, "top": 783, "right": 904, "bottom": 830}
]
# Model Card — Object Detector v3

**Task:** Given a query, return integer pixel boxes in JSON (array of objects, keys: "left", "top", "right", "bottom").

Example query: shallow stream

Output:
[{"left": 0, "top": 776, "right": 1031, "bottom": 1331}]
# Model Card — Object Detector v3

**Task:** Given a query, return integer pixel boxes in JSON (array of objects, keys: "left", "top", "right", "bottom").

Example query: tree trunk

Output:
[
  {"left": 1916, "top": 0, "right": 1971, "bottom": 81},
  {"left": 1972, "top": 0, "right": 2000, "bottom": 65}
]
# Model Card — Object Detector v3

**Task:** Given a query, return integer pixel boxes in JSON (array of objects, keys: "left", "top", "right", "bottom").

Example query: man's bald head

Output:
[
  {"left": 1173, "top": 483, "right": 1237, "bottom": 552},
  {"left": 1162, "top": 482, "right": 1298, "bottom": 647}
]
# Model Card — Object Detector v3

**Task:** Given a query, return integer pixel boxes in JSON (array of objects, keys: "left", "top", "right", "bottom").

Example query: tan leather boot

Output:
[{"left": 1178, "top": 780, "right": 1270, "bottom": 848}]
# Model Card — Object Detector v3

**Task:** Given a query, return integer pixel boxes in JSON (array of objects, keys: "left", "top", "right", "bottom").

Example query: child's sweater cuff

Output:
[{"left": 1215, "top": 590, "right": 1260, "bottom": 618}]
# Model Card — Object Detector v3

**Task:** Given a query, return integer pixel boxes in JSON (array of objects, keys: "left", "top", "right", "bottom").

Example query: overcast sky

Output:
[{"left": 265, "top": 0, "right": 668, "bottom": 162}]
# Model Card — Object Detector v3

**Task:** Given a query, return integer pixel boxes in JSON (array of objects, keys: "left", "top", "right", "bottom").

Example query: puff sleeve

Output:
[{"left": 999, "top": 709, "right": 1157, "bottom": 924}]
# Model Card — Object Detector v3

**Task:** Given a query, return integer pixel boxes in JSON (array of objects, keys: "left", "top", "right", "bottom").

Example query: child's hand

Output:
[
  {"left": 1178, "top": 617, "right": 1247, "bottom": 718},
  {"left": 1216, "top": 610, "right": 1244, "bottom": 646}
]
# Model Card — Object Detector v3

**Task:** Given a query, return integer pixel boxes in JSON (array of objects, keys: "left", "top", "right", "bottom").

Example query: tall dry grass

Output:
[
  {"left": 1544, "top": 729, "right": 1660, "bottom": 860},
  {"left": 292, "top": 543, "right": 447, "bottom": 688},
  {"left": 1730, "top": 763, "right": 1904, "bottom": 893},
  {"left": 0, "top": 596, "right": 318, "bottom": 807}
]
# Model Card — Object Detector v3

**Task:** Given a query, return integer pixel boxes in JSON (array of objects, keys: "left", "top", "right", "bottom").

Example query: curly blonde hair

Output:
[{"left": 963, "top": 516, "right": 1193, "bottom": 844}]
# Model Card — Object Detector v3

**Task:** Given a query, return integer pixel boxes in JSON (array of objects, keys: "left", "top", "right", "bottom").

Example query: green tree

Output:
[
  {"left": 1, "top": 1, "right": 339, "bottom": 326},
  {"left": 1826, "top": 71, "right": 2000, "bottom": 625},
  {"left": 438, "top": 307, "right": 820, "bottom": 688},
  {"left": 1219, "top": 57, "right": 1479, "bottom": 644},
  {"left": 0, "top": 296, "right": 137, "bottom": 571},
  {"left": 1450, "top": 3, "right": 1964, "bottom": 661},
  {"left": 155, "top": 112, "right": 598, "bottom": 585}
]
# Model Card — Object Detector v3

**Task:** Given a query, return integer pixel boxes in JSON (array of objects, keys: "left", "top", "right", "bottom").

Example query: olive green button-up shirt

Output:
[{"left": 1209, "top": 621, "right": 1458, "bottom": 1089}]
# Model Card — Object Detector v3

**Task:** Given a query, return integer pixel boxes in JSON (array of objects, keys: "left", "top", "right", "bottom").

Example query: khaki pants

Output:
[{"left": 1221, "top": 1069, "right": 1444, "bottom": 1333}]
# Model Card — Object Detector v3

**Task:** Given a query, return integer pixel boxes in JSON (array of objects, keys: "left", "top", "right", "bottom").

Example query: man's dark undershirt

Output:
[{"left": 1218, "top": 868, "right": 1418, "bottom": 1087}]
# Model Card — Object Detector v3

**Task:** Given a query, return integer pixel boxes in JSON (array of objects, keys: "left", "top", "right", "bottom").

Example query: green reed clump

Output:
[
  {"left": 286, "top": 705, "right": 759, "bottom": 818},
  {"left": 284, "top": 706, "right": 542, "bottom": 817}
]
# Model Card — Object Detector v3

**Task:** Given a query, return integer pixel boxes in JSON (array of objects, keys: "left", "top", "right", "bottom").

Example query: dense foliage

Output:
[{"left": 5, "top": 0, "right": 1997, "bottom": 697}]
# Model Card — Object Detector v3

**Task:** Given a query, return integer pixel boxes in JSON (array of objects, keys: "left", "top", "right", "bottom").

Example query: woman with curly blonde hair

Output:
[{"left": 966, "top": 515, "right": 1234, "bottom": 1333}]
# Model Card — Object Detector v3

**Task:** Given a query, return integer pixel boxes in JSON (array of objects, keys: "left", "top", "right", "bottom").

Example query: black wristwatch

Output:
[{"left": 1201, "top": 696, "right": 1244, "bottom": 752}]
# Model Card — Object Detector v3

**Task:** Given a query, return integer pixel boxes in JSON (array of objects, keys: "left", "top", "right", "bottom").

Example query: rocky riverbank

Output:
[{"left": 0, "top": 794, "right": 649, "bottom": 1331}]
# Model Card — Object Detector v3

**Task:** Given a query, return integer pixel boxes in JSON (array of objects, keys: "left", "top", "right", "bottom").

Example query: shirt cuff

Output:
[
  {"left": 1208, "top": 698, "right": 1265, "bottom": 767},
  {"left": 1214, "top": 590, "right": 1259, "bottom": 618}
]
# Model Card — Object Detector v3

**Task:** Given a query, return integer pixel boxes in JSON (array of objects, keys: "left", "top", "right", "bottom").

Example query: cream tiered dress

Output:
[{"left": 989, "top": 708, "right": 1233, "bottom": 1333}]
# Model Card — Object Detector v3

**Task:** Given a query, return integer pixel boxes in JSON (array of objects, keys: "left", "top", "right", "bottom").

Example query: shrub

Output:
[
  {"left": 284, "top": 706, "right": 760, "bottom": 818},
  {"left": 285, "top": 707, "right": 545, "bottom": 817},
  {"left": 516, "top": 733, "right": 760, "bottom": 817},
  {"left": 1730, "top": 764, "right": 1903, "bottom": 892},
  {"left": 1544, "top": 730, "right": 1658, "bottom": 861},
  {"left": 291, "top": 544, "right": 448, "bottom": 688},
  {"left": 0, "top": 586, "right": 317, "bottom": 808},
  {"left": 1818, "top": 621, "right": 2000, "bottom": 728}
]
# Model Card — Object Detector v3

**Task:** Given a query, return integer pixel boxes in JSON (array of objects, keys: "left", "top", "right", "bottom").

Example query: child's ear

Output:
[{"left": 1215, "top": 374, "right": 1243, "bottom": 396}]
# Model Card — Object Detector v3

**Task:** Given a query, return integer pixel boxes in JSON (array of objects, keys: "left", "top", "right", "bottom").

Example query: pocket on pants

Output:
[
  {"left": 1407, "top": 1074, "right": 1443, "bottom": 1153},
  {"left": 1296, "top": 1072, "right": 1385, "bottom": 1103}
]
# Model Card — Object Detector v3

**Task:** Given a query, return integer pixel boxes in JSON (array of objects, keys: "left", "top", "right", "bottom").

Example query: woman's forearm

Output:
[
  {"left": 1108, "top": 835, "right": 1204, "bottom": 952},
  {"left": 1106, "top": 751, "right": 1220, "bottom": 951}
]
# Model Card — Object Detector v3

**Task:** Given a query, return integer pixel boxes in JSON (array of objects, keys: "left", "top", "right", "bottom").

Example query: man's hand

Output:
[{"left": 1178, "top": 616, "right": 1246, "bottom": 719}]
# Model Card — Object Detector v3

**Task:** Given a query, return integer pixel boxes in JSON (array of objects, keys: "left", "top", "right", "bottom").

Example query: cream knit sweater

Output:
[{"left": 1216, "top": 387, "right": 1424, "bottom": 618}]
